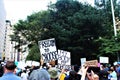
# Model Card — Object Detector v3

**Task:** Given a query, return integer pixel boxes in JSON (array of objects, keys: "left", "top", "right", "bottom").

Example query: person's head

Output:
[
  {"left": 22, "top": 70, "right": 26, "bottom": 73},
  {"left": 4, "top": 61, "right": 16, "bottom": 72},
  {"left": 87, "top": 70, "right": 99, "bottom": 80},
  {"left": 108, "top": 66, "right": 115, "bottom": 73},
  {"left": 73, "top": 65, "right": 80, "bottom": 72},
  {"left": 69, "top": 70, "right": 81, "bottom": 80},
  {"left": 117, "top": 62, "right": 120, "bottom": 67},
  {"left": 48, "top": 67, "right": 59, "bottom": 80},
  {"left": 69, "top": 70, "right": 77, "bottom": 77}
]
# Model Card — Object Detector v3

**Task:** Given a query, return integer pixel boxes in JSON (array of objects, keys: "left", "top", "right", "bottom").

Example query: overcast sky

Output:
[{"left": 4, "top": 0, "right": 94, "bottom": 24}]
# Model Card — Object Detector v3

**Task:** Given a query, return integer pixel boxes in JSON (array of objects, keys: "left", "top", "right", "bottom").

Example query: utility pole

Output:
[
  {"left": 111, "top": 0, "right": 117, "bottom": 36},
  {"left": 110, "top": 0, "right": 120, "bottom": 61}
]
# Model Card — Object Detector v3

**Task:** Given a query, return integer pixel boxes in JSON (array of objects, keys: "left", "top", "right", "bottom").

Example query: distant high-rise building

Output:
[
  {"left": 0, "top": 0, "right": 6, "bottom": 60},
  {"left": 4, "top": 20, "right": 14, "bottom": 60},
  {"left": 4, "top": 20, "right": 28, "bottom": 61}
]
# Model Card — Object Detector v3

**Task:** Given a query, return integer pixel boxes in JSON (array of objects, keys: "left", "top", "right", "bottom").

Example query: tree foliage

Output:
[
  {"left": 94, "top": 0, "right": 120, "bottom": 62},
  {"left": 41, "top": 0, "right": 112, "bottom": 63},
  {"left": 12, "top": 0, "right": 120, "bottom": 64},
  {"left": 26, "top": 43, "right": 40, "bottom": 62},
  {"left": 14, "top": 11, "right": 49, "bottom": 43},
  {"left": 12, "top": 11, "right": 49, "bottom": 61}
]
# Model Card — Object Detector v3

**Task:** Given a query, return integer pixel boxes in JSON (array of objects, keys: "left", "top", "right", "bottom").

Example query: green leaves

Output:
[
  {"left": 26, "top": 44, "right": 40, "bottom": 62},
  {"left": 96, "top": 35, "right": 120, "bottom": 56},
  {"left": 12, "top": 0, "right": 120, "bottom": 63}
]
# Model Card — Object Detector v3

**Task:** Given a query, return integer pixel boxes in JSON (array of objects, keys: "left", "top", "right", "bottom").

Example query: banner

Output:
[
  {"left": 57, "top": 49, "right": 71, "bottom": 69},
  {"left": 38, "top": 38, "right": 58, "bottom": 62}
]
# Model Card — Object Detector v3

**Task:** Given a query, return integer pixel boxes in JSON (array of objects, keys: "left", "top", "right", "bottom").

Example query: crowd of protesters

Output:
[{"left": 1, "top": 60, "right": 120, "bottom": 80}]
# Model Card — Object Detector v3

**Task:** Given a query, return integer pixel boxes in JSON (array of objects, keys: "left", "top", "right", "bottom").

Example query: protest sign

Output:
[
  {"left": 80, "top": 58, "right": 86, "bottom": 66},
  {"left": 99, "top": 57, "right": 109, "bottom": 63},
  {"left": 38, "top": 38, "right": 58, "bottom": 62},
  {"left": 57, "top": 49, "right": 71, "bottom": 69},
  {"left": 85, "top": 60, "right": 98, "bottom": 67}
]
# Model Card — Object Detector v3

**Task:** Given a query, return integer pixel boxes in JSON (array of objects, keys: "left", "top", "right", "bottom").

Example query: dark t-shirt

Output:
[
  {"left": 64, "top": 71, "right": 81, "bottom": 80},
  {"left": 99, "top": 69, "right": 109, "bottom": 80},
  {"left": 0, "top": 64, "right": 4, "bottom": 77}
]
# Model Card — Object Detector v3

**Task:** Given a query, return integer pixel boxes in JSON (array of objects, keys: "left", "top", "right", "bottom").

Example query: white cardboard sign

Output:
[
  {"left": 81, "top": 58, "right": 86, "bottom": 66},
  {"left": 57, "top": 49, "right": 71, "bottom": 69},
  {"left": 100, "top": 57, "right": 109, "bottom": 63},
  {"left": 38, "top": 38, "right": 58, "bottom": 62}
]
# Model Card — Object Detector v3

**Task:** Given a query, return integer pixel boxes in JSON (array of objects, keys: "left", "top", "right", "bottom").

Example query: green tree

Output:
[
  {"left": 14, "top": 11, "right": 49, "bottom": 43},
  {"left": 40, "top": 0, "right": 112, "bottom": 64},
  {"left": 12, "top": 11, "right": 49, "bottom": 61},
  {"left": 26, "top": 43, "right": 40, "bottom": 62},
  {"left": 94, "top": 0, "right": 120, "bottom": 62},
  {"left": 96, "top": 37, "right": 119, "bottom": 62},
  {"left": 12, "top": 0, "right": 120, "bottom": 64}
]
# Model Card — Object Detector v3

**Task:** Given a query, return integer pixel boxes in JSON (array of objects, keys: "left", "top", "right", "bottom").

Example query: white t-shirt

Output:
[{"left": 21, "top": 72, "right": 28, "bottom": 80}]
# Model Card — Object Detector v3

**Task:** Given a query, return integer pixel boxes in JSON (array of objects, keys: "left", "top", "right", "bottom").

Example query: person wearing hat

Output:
[
  {"left": 28, "top": 59, "right": 51, "bottom": 80},
  {"left": 116, "top": 62, "right": 120, "bottom": 80},
  {"left": 48, "top": 67, "right": 59, "bottom": 80},
  {"left": 0, "top": 60, "right": 21, "bottom": 80}
]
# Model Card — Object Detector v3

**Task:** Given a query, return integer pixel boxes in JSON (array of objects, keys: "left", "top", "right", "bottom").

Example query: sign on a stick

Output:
[
  {"left": 38, "top": 38, "right": 58, "bottom": 62},
  {"left": 85, "top": 60, "right": 98, "bottom": 67},
  {"left": 57, "top": 49, "right": 71, "bottom": 69},
  {"left": 99, "top": 57, "right": 109, "bottom": 63}
]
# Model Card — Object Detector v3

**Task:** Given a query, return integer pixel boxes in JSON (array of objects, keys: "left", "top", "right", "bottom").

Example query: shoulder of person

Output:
[{"left": 29, "top": 69, "right": 39, "bottom": 80}]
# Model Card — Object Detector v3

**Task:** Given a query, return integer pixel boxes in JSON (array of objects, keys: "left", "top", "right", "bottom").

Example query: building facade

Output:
[
  {"left": 4, "top": 20, "right": 14, "bottom": 60},
  {"left": 4, "top": 20, "right": 29, "bottom": 61},
  {"left": 0, "top": 0, "right": 6, "bottom": 60}
]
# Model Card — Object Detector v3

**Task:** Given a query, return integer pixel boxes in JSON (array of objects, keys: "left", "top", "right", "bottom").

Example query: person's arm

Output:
[
  {"left": 58, "top": 68, "right": 66, "bottom": 80},
  {"left": 78, "top": 66, "right": 88, "bottom": 80}
]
